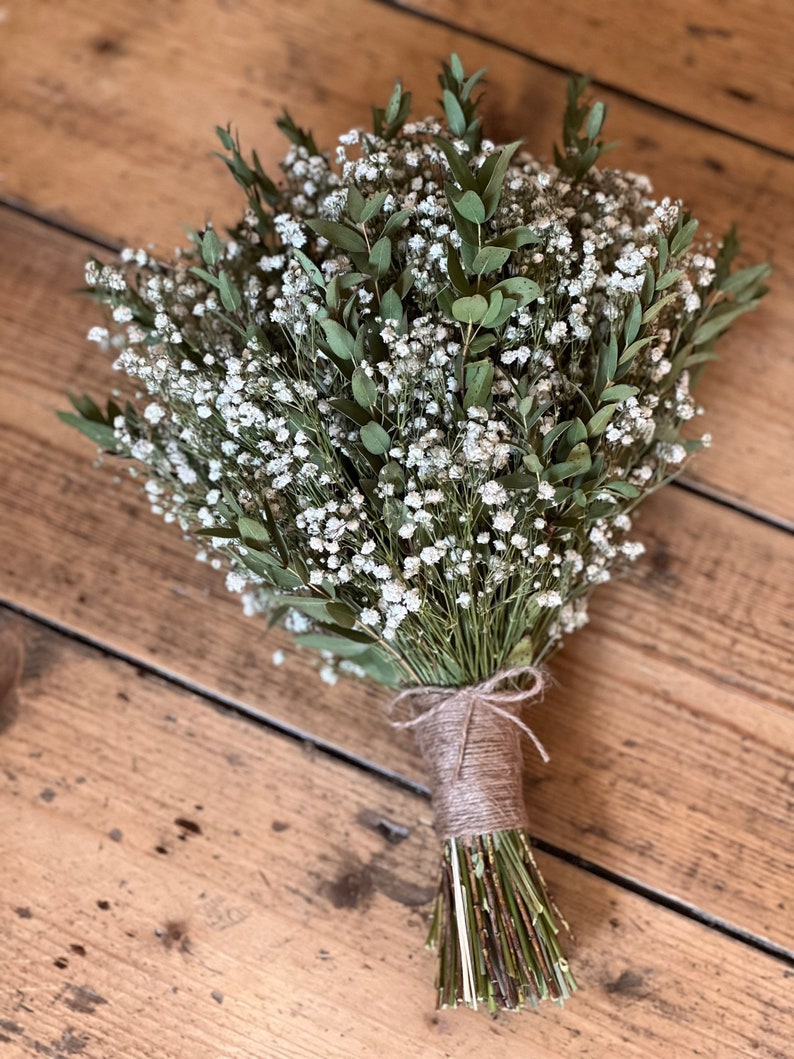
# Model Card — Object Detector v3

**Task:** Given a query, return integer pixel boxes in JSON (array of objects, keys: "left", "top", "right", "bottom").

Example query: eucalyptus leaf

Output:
[
  {"left": 360, "top": 421, "right": 391, "bottom": 454},
  {"left": 307, "top": 218, "right": 367, "bottom": 254}
]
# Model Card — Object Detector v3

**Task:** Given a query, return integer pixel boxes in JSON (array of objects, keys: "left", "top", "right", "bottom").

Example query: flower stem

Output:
[{"left": 426, "top": 829, "right": 577, "bottom": 1010}]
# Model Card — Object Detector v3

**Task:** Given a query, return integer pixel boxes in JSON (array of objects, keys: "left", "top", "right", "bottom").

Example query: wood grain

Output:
[
  {"left": 1, "top": 209, "right": 792, "bottom": 949},
  {"left": 2, "top": 1, "right": 790, "bottom": 519},
  {"left": 0, "top": 615, "right": 791, "bottom": 1059},
  {"left": 394, "top": 0, "right": 794, "bottom": 154}
]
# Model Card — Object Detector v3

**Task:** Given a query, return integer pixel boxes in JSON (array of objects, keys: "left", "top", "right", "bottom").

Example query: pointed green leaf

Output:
[
  {"left": 452, "top": 294, "right": 488, "bottom": 323},
  {"left": 218, "top": 271, "right": 242, "bottom": 312},
  {"left": 360, "top": 421, "right": 391, "bottom": 454},
  {"left": 307, "top": 218, "right": 367, "bottom": 254},
  {"left": 360, "top": 191, "right": 390, "bottom": 224},
  {"left": 472, "top": 245, "right": 511, "bottom": 274},
  {"left": 352, "top": 367, "right": 378, "bottom": 408},
  {"left": 320, "top": 319, "right": 356, "bottom": 360},
  {"left": 201, "top": 228, "right": 222, "bottom": 267}
]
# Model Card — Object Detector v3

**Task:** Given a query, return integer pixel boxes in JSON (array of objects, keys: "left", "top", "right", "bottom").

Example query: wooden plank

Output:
[
  {"left": 397, "top": 0, "right": 794, "bottom": 154},
  {"left": 1, "top": 207, "right": 793, "bottom": 950},
  {"left": 1, "top": 3, "right": 790, "bottom": 518},
  {"left": 0, "top": 615, "right": 791, "bottom": 1058}
]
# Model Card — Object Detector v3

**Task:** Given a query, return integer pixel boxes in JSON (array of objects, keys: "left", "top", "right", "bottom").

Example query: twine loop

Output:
[{"left": 390, "top": 665, "right": 549, "bottom": 838}]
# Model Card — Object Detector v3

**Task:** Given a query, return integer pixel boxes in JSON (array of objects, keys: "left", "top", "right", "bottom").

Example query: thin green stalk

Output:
[{"left": 426, "top": 829, "right": 577, "bottom": 1010}]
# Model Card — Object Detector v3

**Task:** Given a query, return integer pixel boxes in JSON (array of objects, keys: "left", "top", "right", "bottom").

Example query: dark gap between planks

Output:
[
  {"left": 377, "top": 0, "right": 794, "bottom": 162},
  {"left": 2, "top": 598, "right": 792, "bottom": 971}
]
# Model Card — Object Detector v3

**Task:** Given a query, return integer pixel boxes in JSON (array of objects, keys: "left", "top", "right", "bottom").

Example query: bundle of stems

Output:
[{"left": 63, "top": 55, "right": 770, "bottom": 1010}]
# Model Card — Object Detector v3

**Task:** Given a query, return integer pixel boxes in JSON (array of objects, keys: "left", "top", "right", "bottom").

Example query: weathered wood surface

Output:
[
  {"left": 1, "top": 2, "right": 789, "bottom": 521},
  {"left": 0, "top": 1, "right": 792, "bottom": 1054},
  {"left": 396, "top": 0, "right": 794, "bottom": 154},
  {"left": 1, "top": 201, "right": 792, "bottom": 950},
  {"left": 0, "top": 616, "right": 792, "bottom": 1059}
]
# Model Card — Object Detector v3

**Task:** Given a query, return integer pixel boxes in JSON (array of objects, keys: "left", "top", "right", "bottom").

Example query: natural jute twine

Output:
[{"left": 390, "top": 666, "right": 549, "bottom": 839}]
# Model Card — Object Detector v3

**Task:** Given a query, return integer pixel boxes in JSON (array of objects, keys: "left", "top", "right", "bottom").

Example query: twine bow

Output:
[{"left": 390, "top": 665, "right": 549, "bottom": 784}]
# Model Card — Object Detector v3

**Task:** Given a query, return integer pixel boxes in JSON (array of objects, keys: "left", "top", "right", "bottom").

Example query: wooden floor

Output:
[{"left": 1, "top": 3, "right": 792, "bottom": 1056}]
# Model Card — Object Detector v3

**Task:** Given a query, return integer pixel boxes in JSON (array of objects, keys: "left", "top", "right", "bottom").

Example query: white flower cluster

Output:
[{"left": 77, "top": 78, "right": 759, "bottom": 689}]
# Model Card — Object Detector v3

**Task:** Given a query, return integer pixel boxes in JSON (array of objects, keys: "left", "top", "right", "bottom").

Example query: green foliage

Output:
[{"left": 64, "top": 52, "right": 772, "bottom": 698}]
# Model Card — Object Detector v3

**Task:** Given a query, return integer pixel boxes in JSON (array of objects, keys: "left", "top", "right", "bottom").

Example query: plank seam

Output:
[
  {"left": 3, "top": 596, "right": 793, "bottom": 969},
  {"left": 377, "top": 0, "right": 794, "bottom": 162}
]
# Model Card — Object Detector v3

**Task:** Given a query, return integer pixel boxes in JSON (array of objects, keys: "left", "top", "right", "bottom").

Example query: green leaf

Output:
[
  {"left": 348, "top": 647, "right": 401, "bottom": 686},
  {"left": 215, "top": 125, "right": 235, "bottom": 151},
  {"left": 384, "top": 80, "right": 403, "bottom": 125},
  {"left": 641, "top": 291, "right": 679, "bottom": 325},
  {"left": 657, "top": 234, "right": 669, "bottom": 274},
  {"left": 670, "top": 218, "right": 699, "bottom": 257},
  {"left": 472, "top": 245, "right": 511, "bottom": 274},
  {"left": 604, "top": 480, "right": 640, "bottom": 499},
  {"left": 368, "top": 236, "right": 392, "bottom": 278},
  {"left": 522, "top": 452, "right": 543, "bottom": 474},
  {"left": 218, "top": 271, "right": 242, "bottom": 312},
  {"left": 600, "top": 384, "right": 639, "bottom": 403},
  {"left": 719, "top": 262, "right": 772, "bottom": 296},
  {"left": 383, "top": 496, "right": 407, "bottom": 531},
  {"left": 546, "top": 441, "right": 592, "bottom": 481},
  {"left": 201, "top": 228, "right": 222, "bottom": 267},
  {"left": 237, "top": 516, "right": 270, "bottom": 550},
  {"left": 480, "top": 141, "right": 521, "bottom": 219},
  {"left": 320, "top": 319, "right": 356, "bottom": 360},
  {"left": 443, "top": 89, "right": 467, "bottom": 137},
  {"left": 360, "top": 421, "right": 391, "bottom": 454},
  {"left": 489, "top": 276, "right": 541, "bottom": 306},
  {"left": 655, "top": 268, "right": 685, "bottom": 291},
  {"left": 497, "top": 472, "right": 537, "bottom": 490},
  {"left": 351, "top": 367, "right": 377, "bottom": 408},
  {"left": 486, "top": 226, "right": 541, "bottom": 250},
  {"left": 586, "top": 100, "right": 606, "bottom": 141},
  {"left": 469, "top": 333, "right": 496, "bottom": 354},
  {"left": 188, "top": 266, "right": 221, "bottom": 290},
  {"left": 447, "top": 245, "right": 472, "bottom": 295},
  {"left": 58, "top": 412, "right": 119, "bottom": 451},
  {"left": 307, "top": 219, "right": 367, "bottom": 254},
  {"left": 596, "top": 334, "right": 618, "bottom": 392},
  {"left": 292, "top": 248, "right": 325, "bottom": 288},
  {"left": 380, "top": 288, "right": 403, "bottom": 323},
  {"left": 463, "top": 359, "right": 494, "bottom": 410},
  {"left": 296, "top": 633, "right": 371, "bottom": 657},
  {"left": 326, "top": 601, "right": 357, "bottom": 629},
  {"left": 381, "top": 209, "right": 412, "bottom": 238},
  {"left": 449, "top": 52, "right": 465, "bottom": 82},
  {"left": 692, "top": 304, "right": 756, "bottom": 345},
  {"left": 452, "top": 294, "right": 488, "bottom": 323},
  {"left": 565, "top": 418, "right": 587, "bottom": 446},
  {"left": 347, "top": 184, "right": 366, "bottom": 224},
  {"left": 454, "top": 189, "right": 486, "bottom": 224},
  {"left": 480, "top": 290, "right": 504, "bottom": 328},
  {"left": 623, "top": 296, "right": 642, "bottom": 344},
  {"left": 586, "top": 405, "right": 617, "bottom": 437},
  {"left": 280, "top": 596, "right": 332, "bottom": 623},
  {"left": 618, "top": 336, "right": 652, "bottom": 366},
  {"left": 360, "top": 191, "right": 390, "bottom": 224},
  {"left": 433, "top": 136, "right": 477, "bottom": 191},
  {"left": 541, "top": 419, "right": 573, "bottom": 455}
]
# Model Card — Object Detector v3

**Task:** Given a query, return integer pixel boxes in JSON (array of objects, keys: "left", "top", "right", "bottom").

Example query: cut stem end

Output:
[{"left": 426, "top": 829, "right": 577, "bottom": 1011}]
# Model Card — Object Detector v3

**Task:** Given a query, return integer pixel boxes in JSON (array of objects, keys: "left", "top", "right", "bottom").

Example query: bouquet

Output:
[{"left": 62, "top": 55, "right": 770, "bottom": 1012}]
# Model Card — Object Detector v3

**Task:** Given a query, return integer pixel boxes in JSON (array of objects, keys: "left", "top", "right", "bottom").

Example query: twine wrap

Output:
[{"left": 391, "top": 667, "right": 549, "bottom": 839}]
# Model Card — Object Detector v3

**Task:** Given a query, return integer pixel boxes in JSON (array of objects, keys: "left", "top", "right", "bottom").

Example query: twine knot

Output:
[{"left": 390, "top": 665, "right": 549, "bottom": 838}]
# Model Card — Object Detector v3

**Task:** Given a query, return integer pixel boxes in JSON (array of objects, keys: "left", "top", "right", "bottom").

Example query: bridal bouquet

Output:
[{"left": 63, "top": 56, "right": 770, "bottom": 1011}]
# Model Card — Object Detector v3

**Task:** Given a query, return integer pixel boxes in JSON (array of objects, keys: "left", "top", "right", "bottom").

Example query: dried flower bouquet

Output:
[{"left": 63, "top": 56, "right": 770, "bottom": 1011}]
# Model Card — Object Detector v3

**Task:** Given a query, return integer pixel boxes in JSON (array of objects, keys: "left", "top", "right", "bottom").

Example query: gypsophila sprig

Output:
[{"left": 63, "top": 55, "right": 771, "bottom": 1013}]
